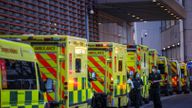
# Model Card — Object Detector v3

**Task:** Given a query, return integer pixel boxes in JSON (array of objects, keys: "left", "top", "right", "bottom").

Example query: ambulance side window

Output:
[
  {"left": 2, "top": 59, "right": 37, "bottom": 90},
  {"left": 118, "top": 60, "right": 123, "bottom": 72},
  {"left": 75, "top": 58, "right": 81, "bottom": 73}
]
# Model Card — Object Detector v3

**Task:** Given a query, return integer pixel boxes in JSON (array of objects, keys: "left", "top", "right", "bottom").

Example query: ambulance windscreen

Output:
[{"left": 2, "top": 59, "right": 37, "bottom": 90}]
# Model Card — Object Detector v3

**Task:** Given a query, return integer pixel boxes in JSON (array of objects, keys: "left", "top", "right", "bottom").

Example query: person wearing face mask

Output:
[
  {"left": 149, "top": 66, "right": 162, "bottom": 108},
  {"left": 130, "top": 72, "right": 143, "bottom": 108}
]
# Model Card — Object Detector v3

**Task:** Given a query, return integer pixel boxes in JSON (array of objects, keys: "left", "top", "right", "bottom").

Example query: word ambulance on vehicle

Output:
[{"left": 0, "top": 39, "right": 45, "bottom": 108}]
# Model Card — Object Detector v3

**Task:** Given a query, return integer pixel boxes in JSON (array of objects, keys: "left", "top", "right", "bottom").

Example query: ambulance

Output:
[
  {"left": 169, "top": 59, "right": 182, "bottom": 93},
  {"left": 180, "top": 62, "right": 190, "bottom": 93},
  {"left": 88, "top": 42, "right": 128, "bottom": 107},
  {"left": 158, "top": 56, "right": 172, "bottom": 95},
  {"left": 126, "top": 45, "right": 150, "bottom": 103},
  {"left": 187, "top": 61, "right": 192, "bottom": 91},
  {"left": 0, "top": 35, "right": 91, "bottom": 108},
  {"left": 0, "top": 39, "right": 45, "bottom": 108}
]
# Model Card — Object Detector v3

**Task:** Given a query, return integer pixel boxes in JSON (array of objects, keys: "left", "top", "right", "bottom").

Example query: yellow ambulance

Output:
[
  {"left": 126, "top": 45, "right": 150, "bottom": 104},
  {"left": 0, "top": 35, "right": 91, "bottom": 108},
  {"left": 0, "top": 39, "right": 45, "bottom": 108},
  {"left": 88, "top": 42, "right": 128, "bottom": 107}
]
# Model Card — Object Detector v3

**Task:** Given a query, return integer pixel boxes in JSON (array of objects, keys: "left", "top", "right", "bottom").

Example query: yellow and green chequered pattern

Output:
[
  {"left": 114, "top": 75, "right": 127, "bottom": 96},
  {"left": 1, "top": 90, "right": 44, "bottom": 108},
  {"left": 68, "top": 77, "right": 88, "bottom": 106}
]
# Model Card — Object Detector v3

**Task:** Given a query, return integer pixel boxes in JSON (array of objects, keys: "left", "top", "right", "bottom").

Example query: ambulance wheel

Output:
[
  {"left": 169, "top": 91, "right": 173, "bottom": 95},
  {"left": 184, "top": 89, "right": 190, "bottom": 94},
  {"left": 92, "top": 93, "right": 107, "bottom": 108},
  {"left": 144, "top": 98, "right": 150, "bottom": 104},
  {"left": 176, "top": 90, "right": 182, "bottom": 94},
  {"left": 165, "top": 90, "right": 169, "bottom": 96}
]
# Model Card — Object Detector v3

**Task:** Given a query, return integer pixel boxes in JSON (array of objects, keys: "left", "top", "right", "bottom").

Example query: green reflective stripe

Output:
[
  {"left": 10, "top": 91, "right": 17, "bottom": 106},
  {"left": 115, "top": 87, "right": 117, "bottom": 96},
  {"left": 69, "top": 91, "right": 73, "bottom": 105},
  {"left": 86, "top": 89, "right": 88, "bottom": 99},
  {"left": 78, "top": 91, "right": 82, "bottom": 103},
  {"left": 82, "top": 78, "right": 85, "bottom": 89},
  {"left": 25, "top": 91, "right": 32, "bottom": 105},
  {"left": 32, "top": 105, "right": 39, "bottom": 108},
  {"left": 39, "top": 92, "right": 44, "bottom": 104}
]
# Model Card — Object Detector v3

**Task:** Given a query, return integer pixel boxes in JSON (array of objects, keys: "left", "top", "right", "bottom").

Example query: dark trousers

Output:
[
  {"left": 130, "top": 88, "right": 141, "bottom": 108},
  {"left": 150, "top": 88, "right": 162, "bottom": 108}
]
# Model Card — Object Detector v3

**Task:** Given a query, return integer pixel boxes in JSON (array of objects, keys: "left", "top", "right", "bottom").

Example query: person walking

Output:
[{"left": 149, "top": 66, "right": 162, "bottom": 108}]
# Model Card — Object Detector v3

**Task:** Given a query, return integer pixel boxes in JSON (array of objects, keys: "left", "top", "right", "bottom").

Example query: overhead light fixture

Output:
[
  {"left": 177, "top": 43, "right": 180, "bottom": 46},
  {"left": 98, "top": 23, "right": 102, "bottom": 25},
  {"left": 136, "top": 17, "right": 140, "bottom": 19},
  {"left": 167, "top": 46, "right": 170, "bottom": 49},
  {"left": 171, "top": 13, "right": 174, "bottom": 16},
  {"left": 164, "top": 8, "right": 168, "bottom": 11},
  {"left": 89, "top": 9, "right": 94, "bottom": 14},
  {"left": 172, "top": 44, "right": 175, "bottom": 47},
  {"left": 140, "top": 19, "right": 144, "bottom": 21},
  {"left": 168, "top": 11, "right": 170, "bottom": 13},
  {"left": 128, "top": 13, "right": 131, "bottom": 15},
  {"left": 161, "top": 5, "right": 164, "bottom": 8},
  {"left": 132, "top": 15, "right": 136, "bottom": 17},
  {"left": 157, "top": 3, "right": 160, "bottom": 5},
  {"left": 152, "top": 0, "right": 157, "bottom": 2},
  {"left": 163, "top": 48, "right": 166, "bottom": 50}
]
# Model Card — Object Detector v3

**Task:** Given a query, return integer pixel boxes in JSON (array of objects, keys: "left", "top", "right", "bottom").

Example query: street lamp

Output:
[{"left": 141, "top": 32, "right": 148, "bottom": 45}]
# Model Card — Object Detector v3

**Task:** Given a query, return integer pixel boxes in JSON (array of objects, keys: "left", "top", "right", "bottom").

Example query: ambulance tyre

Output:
[
  {"left": 185, "top": 90, "right": 190, "bottom": 94},
  {"left": 176, "top": 89, "right": 182, "bottom": 94},
  {"left": 144, "top": 97, "right": 150, "bottom": 104},
  {"left": 45, "top": 102, "right": 59, "bottom": 108},
  {"left": 169, "top": 91, "right": 173, "bottom": 95},
  {"left": 92, "top": 93, "right": 107, "bottom": 108},
  {"left": 165, "top": 90, "right": 169, "bottom": 96},
  {"left": 184, "top": 88, "right": 190, "bottom": 94}
]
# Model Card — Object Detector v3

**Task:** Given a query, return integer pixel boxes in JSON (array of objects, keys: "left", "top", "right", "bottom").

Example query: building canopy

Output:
[{"left": 95, "top": 0, "right": 186, "bottom": 21}]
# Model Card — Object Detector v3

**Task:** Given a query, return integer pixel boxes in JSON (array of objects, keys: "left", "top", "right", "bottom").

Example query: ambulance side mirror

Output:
[
  {"left": 88, "top": 72, "right": 96, "bottom": 81},
  {"left": 45, "top": 78, "right": 54, "bottom": 93}
]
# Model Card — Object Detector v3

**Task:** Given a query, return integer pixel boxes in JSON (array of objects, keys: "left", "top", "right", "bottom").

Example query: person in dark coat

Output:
[
  {"left": 149, "top": 66, "right": 162, "bottom": 108},
  {"left": 130, "top": 72, "right": 143, "bottom": 108}
]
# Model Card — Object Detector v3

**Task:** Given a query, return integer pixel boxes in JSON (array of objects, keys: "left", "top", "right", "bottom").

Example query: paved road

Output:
[{"left": 141, "top": 93, "right": 192, "bottom": 108}]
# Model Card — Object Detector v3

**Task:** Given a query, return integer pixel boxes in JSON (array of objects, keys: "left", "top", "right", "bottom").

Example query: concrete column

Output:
[{"left": 179, "top": 20, "right": 184, "bottom": 61}]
